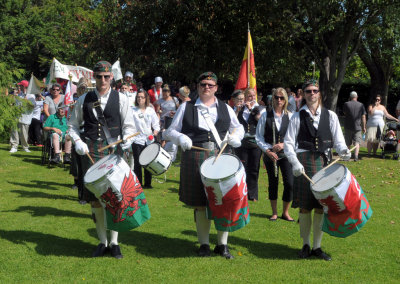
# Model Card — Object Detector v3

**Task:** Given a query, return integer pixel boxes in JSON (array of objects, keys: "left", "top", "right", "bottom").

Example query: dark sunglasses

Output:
[
  {"left": 274, "top": 95, "right": 285, "bottom": 101},
  {"left": 199, "top": 83, "right": 216, "bottom": 88},
  {"left": 95, "top": 75, "right": 111, "bottom": 80},
  {"left": 305, "top": 89, "right": 319, "bottom": 94},
  {"left": 52, "top": 88, "right": 60, "bottom": 91}
]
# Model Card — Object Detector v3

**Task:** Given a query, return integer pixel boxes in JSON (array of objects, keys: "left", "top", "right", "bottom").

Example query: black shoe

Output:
[
  {"left": 214, "top": 244, "right": 234, "bottom": 259},
  {"left": 311, "top": 248, "right": 331, "bottom": 261},
  {"left": 143, "top": 185, "right": 153, "bottom": 189},
  {"left": 51, "top": 153, "right": 61, "bottom": 164},
  {"left": 110, "top": 244, "right": 123, "bottom": 259},
  {"left": 198, "top": 244, "right": 211, "bottom": 257},
  {"left": 298, "top": 244, "right": 311, "bottom": 259},
  {"left": 281, "top": 214, "right": 295, "bottom": 222},
  {"left": 64, "top": 153, "right": 71, "bottom": 164},
  {"left": 92, "top": 243, "right": 109, "bottom": 257}
]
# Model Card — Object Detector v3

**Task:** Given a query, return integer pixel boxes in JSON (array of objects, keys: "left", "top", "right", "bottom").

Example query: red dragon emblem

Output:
[{"left": 100, "top": 171, "right": 146, "bottom": 223}]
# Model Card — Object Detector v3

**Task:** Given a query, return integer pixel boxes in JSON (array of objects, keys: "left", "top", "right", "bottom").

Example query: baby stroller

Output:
[{"left": 379, "top": 121, "right": 400, "bottom": 160}]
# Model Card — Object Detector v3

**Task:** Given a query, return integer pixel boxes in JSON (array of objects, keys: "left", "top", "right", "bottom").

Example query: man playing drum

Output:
[
  {"left": 67, "top": 61, "right": 136, "bottom": 259},
  {"left": 164, "top": 72, "right": 244, "bottom": 259},
  {"left": 284, "top": 80, "right": 351, "bottom": 261}
]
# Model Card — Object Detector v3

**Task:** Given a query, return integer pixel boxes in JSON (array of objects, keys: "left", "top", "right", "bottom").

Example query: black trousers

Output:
[
  {"left": 29, "top": 118, "right": 42, "bottom": 145},
  {"left": 263, "top": 155, "right": 293, "bottom": 202},
  {"left": 235, "top": 145, "right": 262, "bottom": 200},
  {"left": 132, "top": 143, "right": 152, "bottom": 186}
]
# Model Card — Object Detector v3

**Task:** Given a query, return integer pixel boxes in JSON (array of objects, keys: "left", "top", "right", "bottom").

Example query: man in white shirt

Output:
[{"left": 164, "top": 72, "right": 244, "bottom": 259}]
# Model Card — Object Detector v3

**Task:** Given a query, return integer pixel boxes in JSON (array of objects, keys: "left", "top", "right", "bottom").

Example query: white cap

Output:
[
  {"left": 155, "top": 76, "right": 163, "bottom": 83},
  {"left": 125, "top": 71, "right": 133, "bottom": 78},
  {"left": 350, "top": 91, "right": 358, "bottom": 98}
]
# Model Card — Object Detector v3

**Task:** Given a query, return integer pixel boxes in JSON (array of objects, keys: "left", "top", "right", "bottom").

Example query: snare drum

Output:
[
  {"left": 84, "top": 154, "right": 151, "bottom": 232},
  {"left": 139, "top": 143, "right": 171, "bottom": 175},
  {"left": 200, "top": 154, "right": 250, "bottom": 232},
  {"left": 311, "top": 163, "right": 372, "bottom": 238}
]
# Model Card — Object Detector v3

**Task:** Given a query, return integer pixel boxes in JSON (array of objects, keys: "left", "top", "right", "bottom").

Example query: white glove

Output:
[
  {"left": 340, "top": 149, "right": 351, "bottom": 161},
  {"left": 75, "top": 140, "right": 89, "bottom": 156},
  {"left": 121, "top": 136, "right": 133, "bottom": 151},
  {"left": 287, "top": 155, "right": 304, "bottom": 177},
  {"left": 178, "top": 135, "right": 192, "bottom": 151},
  {"left": 227, "top": 134, "right": 241, "bottom": 148}
]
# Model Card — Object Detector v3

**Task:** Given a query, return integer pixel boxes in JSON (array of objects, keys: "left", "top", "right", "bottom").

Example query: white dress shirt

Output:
[
  {"left": 163, "top": 97, "right": 244, "bottom": 145},
  {"left": 131, "top": 106, "right": 160, "bottom": 145},
  {"left": 284, "top": 105, "right": 347, "bottom": 162},
  {"left": 67, "top": 88, "right": 136, "bottom": 144},
  {"left": 256, "top": 109, "right": 292, "bottom": 153}
]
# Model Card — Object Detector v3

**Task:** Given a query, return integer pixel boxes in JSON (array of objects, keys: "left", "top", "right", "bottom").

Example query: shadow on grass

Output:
[
  {"left": 10, "top": 189, "right": 76, "bottom": 201},
  {"left": 8, "top": 180, "right": 72, "bottom": 190},
  {"left": 0, "top": 229, "right": 93, "bottom": 258},
  {"left": 181, "top": 230, "right": 299, "bottom": 260},
  {"left": 87, "top": 228, "right": 197, "bottom": 258},
  {"left": 5, "top": 206, "right": 90, "bottom": 219},
  {"left": 250, "top": 212, "right": 273, "bottom": 219}
]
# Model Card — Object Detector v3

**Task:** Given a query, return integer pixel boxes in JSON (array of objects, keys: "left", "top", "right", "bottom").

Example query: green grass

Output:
[{"left": 0, "top": 143, "right": 399, "bottom": 283}]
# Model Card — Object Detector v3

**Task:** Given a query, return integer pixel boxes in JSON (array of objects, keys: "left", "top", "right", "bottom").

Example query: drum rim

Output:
[
  {"left": 139, "top": 143, "right": 161, "bottom": 166},
  {"left": 311, "top": 163, "right": 349, "bottom": 192},
  {"left": 84, "top": 154, "right": 120, "bottom": 184},
  {"left": 200, "top": 153, "right": 242, "bottom": 182}
]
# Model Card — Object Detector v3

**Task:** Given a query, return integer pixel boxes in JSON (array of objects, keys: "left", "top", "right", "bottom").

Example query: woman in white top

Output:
[
  {"left": 256, "top": 87, "right": 294, "bottom": 221},
  {"left": 131, "top": 89, "right": 160, "bottom": 188},
  {"left": 155, "top": 84, "right": 179, "bottom": 131},
  {"left": 366, "top": 94, "right": 398, "bottom": 156}
]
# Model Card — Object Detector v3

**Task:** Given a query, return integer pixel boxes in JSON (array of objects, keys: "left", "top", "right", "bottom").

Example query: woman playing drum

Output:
[
  {"left": 284, "top": 80, "right": 351, "bottom": 261},
  {"left": 256, "top": 87, "right": 294, "bottom": 221},
  {"left": 131, "top": 89, "right": 160, "bottom": 188}
]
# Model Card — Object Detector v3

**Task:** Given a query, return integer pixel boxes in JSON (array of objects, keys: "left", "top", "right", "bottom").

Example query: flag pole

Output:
[{"left": 247, "top": 23, "right": 250, "bottom": 88}]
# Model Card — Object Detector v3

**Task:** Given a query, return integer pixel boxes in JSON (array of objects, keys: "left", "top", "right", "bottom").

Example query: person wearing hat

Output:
[
  {"left": 164, "top": 71, "right": 244, "bottom": 259},
  {"left": 284, "top": 80, "right": 351, "bottom": 261},
  {"left": 148, "top": 76, "right": 163, "bottom": 104},
  {"left": 124, "top": 71, "right": 137, "bottom": 93},
  {"left": 342, "top": 91, "right": 367, "bottom": 161},
  {"left": 67, "top": 60, "right": 136, "bottom": 259},
  {"left": 43, "top": 105, "right": 72, "bottom": 163},
  {"left": 9, "top": 80, "right": 36, "bottom": 153}
]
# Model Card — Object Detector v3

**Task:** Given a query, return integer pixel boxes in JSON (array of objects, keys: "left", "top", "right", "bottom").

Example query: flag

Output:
[
  {"left": 234, "top": 28, "right": 257, "bottom": 92},
  {"left": 26, "top": 74, "right": 45, "bottom": 95},
  {"left": 112, "top": 60, "right": 123, "bottom": 81},
  {"left": 64, "top": 80, "right": 73, "bottom": 106}
]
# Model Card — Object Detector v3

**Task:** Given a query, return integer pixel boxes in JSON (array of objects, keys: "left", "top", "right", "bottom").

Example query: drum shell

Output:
[
  {"left": 139, "top": 143, "right": 171, "bottom": 175},
  {"left": 84, "top": 154, "right": 151, "bottom": 231},
  {"left": 311, "top": 164, "right": 372, "bottom": 238},
  {"left": 200, "top": 154, "right": 250, "bottom": 232}
]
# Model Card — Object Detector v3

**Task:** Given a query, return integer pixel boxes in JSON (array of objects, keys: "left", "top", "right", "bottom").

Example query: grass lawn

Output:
[{"left": 0, "top": 143, "right": 399, "bottom": 283}]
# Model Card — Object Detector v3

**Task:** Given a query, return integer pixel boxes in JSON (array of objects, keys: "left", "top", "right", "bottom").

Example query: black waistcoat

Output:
[
  {"left": 82, "top": 90, "right": 121, "bottom": 140},
  {"left": 181, "top": 99, "right": 230, "bottom": 143},
  {"left": 264, "top": 110, "right": 289, "bottom": 144},
  {"left": 238, "top": 108, "right": 258, "bottom": 135},
  {"left": 297, "top": 108, "right": 333, "bottom": 153}
]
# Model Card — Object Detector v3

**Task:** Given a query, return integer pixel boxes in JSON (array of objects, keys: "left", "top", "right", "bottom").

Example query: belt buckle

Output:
[{"left": 203, "top": 141, "right": 215, "bottom": 151}]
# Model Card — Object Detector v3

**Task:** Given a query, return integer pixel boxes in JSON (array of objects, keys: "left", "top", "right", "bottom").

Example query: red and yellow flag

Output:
[{"left": 234, "top": 29, "right": 257, "bottom": 92}]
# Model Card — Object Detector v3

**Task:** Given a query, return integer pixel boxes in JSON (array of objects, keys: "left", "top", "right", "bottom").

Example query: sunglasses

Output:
[
  {"left": 274, "top": 95, "right": 285, "bottom": 101},
  {"left": 95, "top": 75, "right": 111, "bottom": 80},
  {"left": 137, "top": 96, "right": 146, "bottom": 99},
  {"left": 375, "top": 99, "right": 381, "bottom": 101},
  {"left": 52, "top": 89, "right": 60, "bottom": 91},
  {"left": 305, "top": 89, "right": 319, "bottom": 94},
  {"left": 199, "top": 83, "right": 216, "bottom": 88}
]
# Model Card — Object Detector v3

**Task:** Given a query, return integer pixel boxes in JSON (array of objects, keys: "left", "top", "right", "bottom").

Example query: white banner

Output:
[
  {"left": 49, "top": 58, "right": 94, "bottom": 84},
  {"left": 112, "top": 60, "right": 123, "bottom": 81}
]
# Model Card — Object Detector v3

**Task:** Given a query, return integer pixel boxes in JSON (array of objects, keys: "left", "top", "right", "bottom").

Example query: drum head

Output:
[
  {"left": 311, "top": 163, "right": 346, "bottom": 192},
  {"left": 200, "top": 154, "right": 241, "bottom": 180},
  {"left": 84, "top": 154, "right": 120, "bottom": 183},
  {"left": 139, "top": 143, "right": 160, "bottom": 165}
]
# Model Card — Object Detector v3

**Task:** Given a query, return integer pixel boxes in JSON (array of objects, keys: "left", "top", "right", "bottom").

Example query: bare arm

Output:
[{"left": 383, "top": 107, "right": 399, "bottom": 122}]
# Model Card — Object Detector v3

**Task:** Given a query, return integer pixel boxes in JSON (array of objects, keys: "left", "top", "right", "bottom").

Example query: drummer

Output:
[
  {"left": 164, "top": 71, "right": 244, "bottom": 259},
  {"left": 67, "top": 61, "right": 136, "bottom": 259},
  {"left": 284, "top": 80, "right": 350, "bottom": 261}
]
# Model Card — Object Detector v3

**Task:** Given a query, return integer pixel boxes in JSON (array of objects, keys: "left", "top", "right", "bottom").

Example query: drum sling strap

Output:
[{"left": 200, "top": 109, "right": 228, "bottom": 149}]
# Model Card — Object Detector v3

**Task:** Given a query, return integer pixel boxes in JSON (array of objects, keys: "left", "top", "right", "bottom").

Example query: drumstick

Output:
[
  {"left": 86, "top": 152, "right": 94, "bottom": 164},
  {"left": 191, "top": 145, "right": 211, "bottom": 152},
  {"left": 98, "top": 132, "right": 140, "bottom": 152},
  {"left": 324, "top": 146, "right": 357, "bottom": 171},
  {"left": 212, "top": 128, "right": 237, "bottom": 165},
  {"left": 302, "top": 172, "right": 315, "bottom": 185}
]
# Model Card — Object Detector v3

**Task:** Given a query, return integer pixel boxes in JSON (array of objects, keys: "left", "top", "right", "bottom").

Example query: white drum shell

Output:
[{"left": 139, "top": 143, "right": 172, "bottom": 175}]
